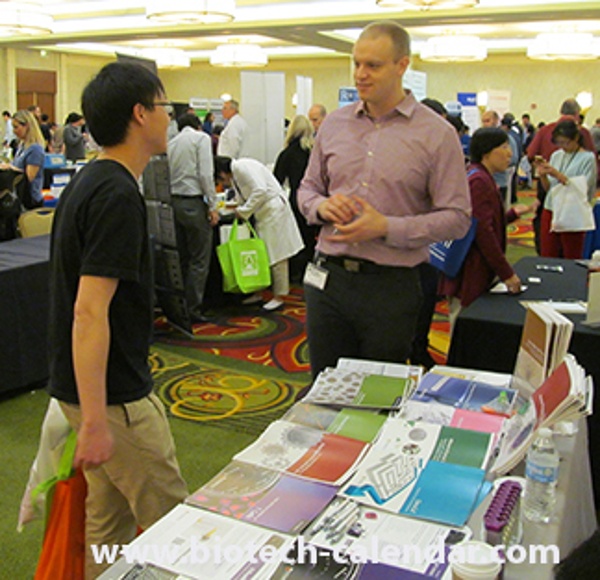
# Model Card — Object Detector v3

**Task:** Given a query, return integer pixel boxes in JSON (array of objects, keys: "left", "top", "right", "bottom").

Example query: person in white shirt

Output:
[
  {"left": 215, "top": 155, "right": 304, "bottom": 311},
  {"left": 217, "top": 99, "right": 250, "bottom": 159},
  {"left": 168, "top": 113, "right": 219, "bottom": 323},
  {"left": 2, "top": 110, "right": 15, "bottom": 151}
]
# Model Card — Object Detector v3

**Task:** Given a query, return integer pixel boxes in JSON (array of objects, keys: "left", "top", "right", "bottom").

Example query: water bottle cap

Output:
[{"left": 538, "top": 427, "right": 553, "bottom": 438}]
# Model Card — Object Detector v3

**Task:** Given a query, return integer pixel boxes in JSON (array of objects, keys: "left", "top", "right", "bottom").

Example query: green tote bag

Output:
[{"left": 217, "top": 219, "right": 272, "bottom": 294}]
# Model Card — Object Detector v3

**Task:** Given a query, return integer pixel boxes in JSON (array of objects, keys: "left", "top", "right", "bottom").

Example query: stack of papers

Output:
[
  {"left": 233, "top": 420, "right": 369, "bottom": 486},
  {"left": 409, "top": 367, "right": 516, "bottom": 417},
  {"left": 303, "top": 362, "right": 420, "bottom": 410},
  {"left": 492, "top": 354, "right": 593, "bottom": 475},
  {"left": 512, "top": 303, "right": 574, "bottom": 398},
  {"left": 187, "top": 461, "right": 337, "bottom": 535}
]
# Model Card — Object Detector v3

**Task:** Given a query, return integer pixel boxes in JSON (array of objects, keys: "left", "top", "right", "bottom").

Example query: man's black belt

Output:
[{"left": 315, "top": 252, "right": 399, "bottom": 274}]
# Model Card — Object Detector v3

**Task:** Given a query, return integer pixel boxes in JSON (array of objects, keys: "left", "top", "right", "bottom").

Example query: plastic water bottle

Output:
[{"left": 523, "top": 428, "right": 559, "bottom": 523}]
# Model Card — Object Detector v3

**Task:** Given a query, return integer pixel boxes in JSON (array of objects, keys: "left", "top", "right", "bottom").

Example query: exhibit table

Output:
[
  {"left": 0, "top": 235, "right": 50, "bottom": 394},
  {"left": 98, "top": 420, "right": 596, "bottom": 580},
  {"left": 448, "top": 255, "right": 600, "bottom": 507}
]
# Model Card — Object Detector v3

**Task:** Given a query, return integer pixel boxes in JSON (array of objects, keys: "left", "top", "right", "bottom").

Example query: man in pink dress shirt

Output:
[{"left": 297, "top": 21, "right": 471, "bottom": 378}]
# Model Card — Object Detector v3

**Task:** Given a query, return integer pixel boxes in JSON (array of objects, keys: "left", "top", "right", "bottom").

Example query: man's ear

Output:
[
  {"left": 131, "top": 102, "right": 146, "bottom": 126},
  {"left": 396, "top": 55, "right": 410, "bottom": 78}
]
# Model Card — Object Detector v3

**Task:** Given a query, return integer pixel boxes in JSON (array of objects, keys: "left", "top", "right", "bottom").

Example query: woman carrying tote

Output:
[
  {"left": 0, "top": 109, "right": 46, "bottom": 209},
  {"left": 534, "top": 119, "right": 597, "bottom": 259},
  {"left": 215, "top": 155, "right": 304, "bottom": 311},
  {"left": 439, "top": 128, "right": 532, "bottom": 329}
]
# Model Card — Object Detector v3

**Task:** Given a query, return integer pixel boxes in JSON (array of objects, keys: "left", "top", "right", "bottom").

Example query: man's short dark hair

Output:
[
  {"left": 177, "top": 113, "right": 201, "bottom": 132},
  {"left": 421, "top": 98, "right": 447, "bottom": 117},
  {"left": 214, "top": 155, "right": 232, "bottom": 180},
  {"left": 81, "top": 62, "right": 165, "bottom": 147},
  {"left": 65, "top": 112, "right": 84, "bottom": 125}
]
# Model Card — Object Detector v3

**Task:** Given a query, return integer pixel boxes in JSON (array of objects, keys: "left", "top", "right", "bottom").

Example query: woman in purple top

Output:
[{"left": 440, "top": 128, "right": 533, "bottom": 328}]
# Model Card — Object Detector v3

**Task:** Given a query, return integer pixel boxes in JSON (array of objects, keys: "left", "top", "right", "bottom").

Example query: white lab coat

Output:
[{"left": 232, "top": 158, "right": 304, "bottom": 265}]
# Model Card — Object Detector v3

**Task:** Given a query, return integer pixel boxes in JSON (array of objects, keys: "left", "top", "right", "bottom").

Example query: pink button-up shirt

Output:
[{"left": 298, "top": 92, "right": 472, "bottom": 267}]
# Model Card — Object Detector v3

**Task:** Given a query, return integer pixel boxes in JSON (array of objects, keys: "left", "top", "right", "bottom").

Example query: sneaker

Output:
[
  {"left": 242, "top": 293, "right": 263, "bottom": 305},
  {"left": 263, "top": 298, "right": 284, "bottom": 311}
]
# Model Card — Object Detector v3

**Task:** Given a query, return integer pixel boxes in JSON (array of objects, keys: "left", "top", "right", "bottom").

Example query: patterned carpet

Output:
[
  {"left": 153, "top": 190, "right": 536, "bottom": 426},
  {"left": 155, "top": 287, "right": 310, "bottom": 374},
  {"left": 151, "top": 343, "right": 309, "bottom": 435}
]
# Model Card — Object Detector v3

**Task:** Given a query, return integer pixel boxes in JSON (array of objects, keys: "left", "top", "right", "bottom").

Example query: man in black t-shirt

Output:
[{"left": 48, "top": 62, "right": 188, "bottom": 579}]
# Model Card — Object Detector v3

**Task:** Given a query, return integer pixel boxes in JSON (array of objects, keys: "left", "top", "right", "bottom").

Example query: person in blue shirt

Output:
[
  {"left": 202, "top": 111, "right": 214, "bottom": 135},
  {"left": 0, "top": 109, "right": 45, "bottom": 208}
]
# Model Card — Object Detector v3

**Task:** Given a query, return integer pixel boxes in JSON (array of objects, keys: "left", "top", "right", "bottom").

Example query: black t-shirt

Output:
[{"left": 48, "top": 159, "right": 153, "bottom": 405}]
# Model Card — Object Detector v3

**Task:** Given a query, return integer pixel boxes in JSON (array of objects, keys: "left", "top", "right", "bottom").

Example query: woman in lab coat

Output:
[{"left": 215, "top": 155, "right": 304, "bottom": 310}]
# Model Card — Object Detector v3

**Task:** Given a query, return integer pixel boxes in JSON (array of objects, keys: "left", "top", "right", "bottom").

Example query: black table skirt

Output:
[{"left": 0, "top": 235, "right": 50, "bottom": 395}]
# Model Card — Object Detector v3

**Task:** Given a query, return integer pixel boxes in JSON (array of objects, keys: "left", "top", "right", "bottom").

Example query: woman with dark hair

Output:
[
  {"left": 534, "top": 119, "right": 597, "bottom": 258},
  {"left": 202, "top": 112, "right": 214, "bottom": 135},
  {"left": 63, "top": 112, "right": 87, "bottom": 162},
  {"left": 440, "top": 127, "right": 532, "bottom": 328},
  {"left": 273, "top": 114, "right": 318, "bottom": 283}
]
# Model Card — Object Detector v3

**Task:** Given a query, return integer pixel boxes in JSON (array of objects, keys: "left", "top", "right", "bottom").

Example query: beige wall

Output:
[
  {"left": 1, "top": 47, "right": 110, "bottom": 124},
  {"left": 414, "top": 54, "right": 600, "bottom": 127},
  {"left": 160, "top": 55, "right": 352, "bottom": 121},
  {"left": 2, "top": 47, "right": 600, "bottom": 130}
]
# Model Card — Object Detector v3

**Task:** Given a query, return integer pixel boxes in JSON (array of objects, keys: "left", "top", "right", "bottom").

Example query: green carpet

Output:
[{"left": 0, "top": 386, "right": 264, "bottom": 580}]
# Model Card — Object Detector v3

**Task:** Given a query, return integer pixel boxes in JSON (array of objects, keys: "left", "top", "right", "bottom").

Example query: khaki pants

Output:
[
  {"left": 59, "top": 393, "right": 188, "bottom": 579},
  {"left": 271, "top": 259, "right": 290, "bottom": 297}
]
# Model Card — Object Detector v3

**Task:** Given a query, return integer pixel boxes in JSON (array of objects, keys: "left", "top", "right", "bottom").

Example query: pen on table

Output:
[
  {"left": 310, "top": 498, "right": 352, "bottom": 536},
  {"left": 201, "top": 527, "right": 217, "bottom": 541},
  {"left": 325, "top": 505, "right": 360, "bottom": 540},
  {"left": 327, "top": 507, "right": 361, "bottom": 543}
]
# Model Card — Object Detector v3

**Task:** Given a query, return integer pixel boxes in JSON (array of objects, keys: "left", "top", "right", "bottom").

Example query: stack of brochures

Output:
[
  {"left": 512, "top": 303, "right": 574, "bottom": 398},
  {"left": 400, "top": 366, "right": 517, "bottom": 454},
  {"left": 491, "top": 354, "right": 593, "bottom": 475},
  {"left": 105, "top": 356, "right": 592, "bottom": 580},
  {"left": 302, "top": 358, "right": 422, "bottom": 410}
]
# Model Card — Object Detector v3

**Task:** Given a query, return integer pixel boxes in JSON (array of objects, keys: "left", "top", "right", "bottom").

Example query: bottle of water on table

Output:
[{"left": 523, "top": 427, "right": 559, "bottom": 523}]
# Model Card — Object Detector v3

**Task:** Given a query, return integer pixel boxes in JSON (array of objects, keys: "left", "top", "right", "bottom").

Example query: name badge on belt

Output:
[{"left": 304, "top": 262, "right": 328, "bottom": 290}]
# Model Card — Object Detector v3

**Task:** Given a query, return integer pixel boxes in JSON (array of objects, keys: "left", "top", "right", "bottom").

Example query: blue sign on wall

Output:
[
  {"left": 339, "top": 87, "right": 359, "bottom": 108},
  {"left": 457, "top": 92, "right": 477, "bottom": 107}
]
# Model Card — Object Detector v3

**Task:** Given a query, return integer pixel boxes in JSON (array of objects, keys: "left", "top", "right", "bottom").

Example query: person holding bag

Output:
[
  {"left": 215, "top": 155, "right": 304, "bottom": 310},
  {"left": 439, "top": 128, "right": 533, "bottom": 329},
  {"left": 535, "top": 119, "right": 597, "bottom": 258}
]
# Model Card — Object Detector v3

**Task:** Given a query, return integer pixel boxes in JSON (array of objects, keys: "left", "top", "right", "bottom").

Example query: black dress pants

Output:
[{"left": 304, "top": 259, "right": 422, "bottom": 379}]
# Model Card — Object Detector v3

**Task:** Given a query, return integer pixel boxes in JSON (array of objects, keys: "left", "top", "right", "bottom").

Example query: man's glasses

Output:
[{"left": 153, "top": 101, "right": 174, "bottom": 115}]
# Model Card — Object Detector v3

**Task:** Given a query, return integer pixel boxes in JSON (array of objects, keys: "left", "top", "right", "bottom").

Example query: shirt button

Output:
[
  {"left": 362, "top": 182, "right": 368, "bottom": 187},
  {"left": 367, "top": 151, "right": 373, "bottom": 157}
]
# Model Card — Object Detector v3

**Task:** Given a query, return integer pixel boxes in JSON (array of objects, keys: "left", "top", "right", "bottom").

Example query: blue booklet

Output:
[{"left": 413, "top": 372, "right": 516, "bottom": 416}]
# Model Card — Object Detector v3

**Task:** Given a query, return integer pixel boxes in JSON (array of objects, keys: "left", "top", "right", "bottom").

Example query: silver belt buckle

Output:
[{"left": 343, "top": 258, "right": 360, "bottom": 273}]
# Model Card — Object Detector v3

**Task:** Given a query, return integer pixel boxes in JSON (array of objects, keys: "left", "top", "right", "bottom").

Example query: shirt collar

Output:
[{"left": 354, "top": 90, "right": 417, "bottom": 120}]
